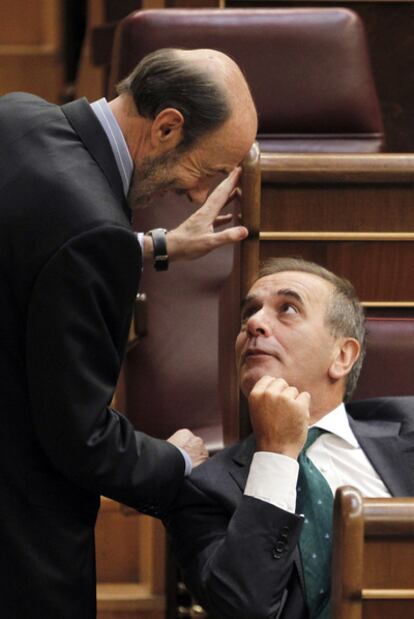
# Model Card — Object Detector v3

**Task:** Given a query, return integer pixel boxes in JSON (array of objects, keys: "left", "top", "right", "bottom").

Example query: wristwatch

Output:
[{"left": 147, "top": 228, "right": 169, "bottom": 271}]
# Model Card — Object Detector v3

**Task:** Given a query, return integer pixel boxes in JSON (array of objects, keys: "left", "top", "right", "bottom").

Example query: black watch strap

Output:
[{"left": 147, "top": 228, "right": 168, "bottom": 271}]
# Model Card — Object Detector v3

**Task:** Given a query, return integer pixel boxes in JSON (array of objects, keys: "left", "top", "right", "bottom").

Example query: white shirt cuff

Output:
[
  {"left": 177, "top": 447, "right": 193, "bottom": 477},
  {"left": 136, "top": 232, "right": 144, "bottom": 252},
  {"left": 244, "top": 451, "right": 299, "bottom": 513}
]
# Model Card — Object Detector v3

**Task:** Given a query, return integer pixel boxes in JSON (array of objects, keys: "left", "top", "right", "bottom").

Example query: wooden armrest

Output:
[{"left": 332, "top": 486, "right": 414, "bottom": 619}]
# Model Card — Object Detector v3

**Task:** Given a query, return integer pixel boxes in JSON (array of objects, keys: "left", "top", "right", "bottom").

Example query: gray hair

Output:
[
  {"left": 117, "top": 48, "right": 231, "bottom": 150},
  {"left": 256, "top": 257, "right": 366, "bottom": 401}
]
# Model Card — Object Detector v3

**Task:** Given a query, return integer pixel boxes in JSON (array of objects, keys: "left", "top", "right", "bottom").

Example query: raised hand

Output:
[
  {"left": 153, "top": 168, "right": 248, "bottom": 262},
  {"left": 248, "top": 376, "right": 311, "bottom": 460}
]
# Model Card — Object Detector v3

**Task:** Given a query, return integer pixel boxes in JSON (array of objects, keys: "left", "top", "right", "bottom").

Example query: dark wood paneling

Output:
[
  {"left": 262, "top": 184, "right": 414, "bottom": 232},
  {"left": 260, "top": 241, "right": 414, "bottom": 301},
  {"left": 364, "top": 538, "right": 414, "bottom": 588},
  {"left": 256, "top": 154, "right": 414, "bottom": 302},
  {"left": 0, "top": 0, "right": 64, "bottom": 102}
]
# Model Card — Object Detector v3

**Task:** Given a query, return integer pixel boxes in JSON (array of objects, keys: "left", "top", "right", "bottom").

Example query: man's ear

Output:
[
  {"left": 328, "top": 338, "right": 361, "bottom": 381},
  {"left": 150, "top": 108, "right": 184, "bottom": 151}
]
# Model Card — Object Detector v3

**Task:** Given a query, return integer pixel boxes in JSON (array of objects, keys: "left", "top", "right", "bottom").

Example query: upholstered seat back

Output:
[
  {"left": 109, "top": 8, "right": 384, "bottom": 153},
  {"left": 352, "top": 317, "right": 414, "bottom": 401},
  {"left": 123, "top": 196, "right": 233, "bottom": 451}
]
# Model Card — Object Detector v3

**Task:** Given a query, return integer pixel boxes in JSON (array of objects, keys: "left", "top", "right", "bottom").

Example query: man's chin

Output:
[
  {"left": 239, "top": 372, "right": 266, "bottom": 398},
  {"left": 240, "top": 368, "right": 284, "bottom": 397}
]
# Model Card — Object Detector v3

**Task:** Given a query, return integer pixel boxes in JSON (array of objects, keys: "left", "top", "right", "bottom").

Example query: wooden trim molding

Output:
[
  {"left": 260, "top": 153, "right": 414, "bottom": 183},
  {"left": 362, "top": 589, "right": 414, "bottom": 600},
  {"left": 362, "top": 301, "right": 414, "bottom": 308},
  {"left": 0, "top": 45, "right": 59, "bottom": 55},
  {"left": 97, "top": 583, "right": 165, "bottom": 611},
  {"left": 260, "top": 232, "right": 414, "bottom": 241},
  {"left": 241, "top": 142, "right": 261, "bottom": 297}
]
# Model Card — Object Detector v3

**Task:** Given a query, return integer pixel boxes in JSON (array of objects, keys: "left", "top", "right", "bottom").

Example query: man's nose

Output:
[
  {"left": 246, "top": 311, "right": 271, "bottom": 337},
  {"left": 186, "top": 186, "right": 210, "bottom": 206}
]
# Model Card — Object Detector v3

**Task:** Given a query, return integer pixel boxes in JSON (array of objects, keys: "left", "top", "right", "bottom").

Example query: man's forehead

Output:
[
  {"left": 195, "top": 122, "right": 253, "bottom": 163},
  {"left": 247, "top": 270, "right": 333, "bottom": 302}
]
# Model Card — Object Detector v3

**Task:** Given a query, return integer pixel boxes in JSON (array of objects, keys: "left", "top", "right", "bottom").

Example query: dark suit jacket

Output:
[
  {"left": 0, "top": 93, "right": 185, "bottom": 618},
  {"left": 165, "top": 397, "right": 414, "bottom": 619}
]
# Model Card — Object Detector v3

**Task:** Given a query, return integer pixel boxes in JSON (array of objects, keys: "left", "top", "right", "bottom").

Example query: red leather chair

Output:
[
  {"left": 108, "top": 8, "right": 384, "bottom": 455},
  {"left": 109, "top": 8, "right": 384, "bottom": 153},
  {"left": 352, "top": 317, "right": 414, "bottom": 401}
]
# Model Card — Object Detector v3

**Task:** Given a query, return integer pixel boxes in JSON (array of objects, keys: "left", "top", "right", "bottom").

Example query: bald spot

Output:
[{"left": 175, "top": 48, "right": 258, "bottom": 144}]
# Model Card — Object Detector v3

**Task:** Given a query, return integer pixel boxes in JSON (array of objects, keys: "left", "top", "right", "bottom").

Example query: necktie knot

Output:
[{"left": 303, "top": 427, "right": 325, "bottom": 453}]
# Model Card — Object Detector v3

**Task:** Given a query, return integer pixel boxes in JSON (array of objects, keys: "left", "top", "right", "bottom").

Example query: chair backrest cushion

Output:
[
  {"left": 352, "top": 317, "right": 414, "bottom": 400},
  {"left": 109, "top": 8, "right": 384, "bottom": 152}
]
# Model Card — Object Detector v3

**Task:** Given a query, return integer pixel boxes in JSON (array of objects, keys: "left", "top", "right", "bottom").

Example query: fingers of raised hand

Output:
[
  {"left": 250, "top": 375, "right": 288, "bottom": 398},
  {"left": 297, "top": 391, "right": 311, "bottom": 407},
  {"left": 249, "top": 376, "right": 309, "bottom": 412},
  {"left": 212, "top": 213, "right": 233, "bottom": 228},
  {"left": 207, "top": 225, "right": 248, "bottom": 247},
  {"left": 224, "top": 186, "right": 242, "bottom": 208},
  {"left": 203, "top": 167, "right": 241, "bottom": 216},
  {"left": 282, "top": 386, "right": 300, "bottom": 400}
]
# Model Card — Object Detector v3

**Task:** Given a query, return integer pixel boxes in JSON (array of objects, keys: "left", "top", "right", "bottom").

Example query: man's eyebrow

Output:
[
  {"left": 275, "top": 288, "right": 304, "bottom": 304},
  {"left": 240, "top": 289, "right": 304, "bottom": 310}
]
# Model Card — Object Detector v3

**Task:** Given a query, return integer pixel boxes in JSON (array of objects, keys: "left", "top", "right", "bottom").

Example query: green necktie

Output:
[{"left": 296, "top": 428, "right": 333, "bottom": 619}]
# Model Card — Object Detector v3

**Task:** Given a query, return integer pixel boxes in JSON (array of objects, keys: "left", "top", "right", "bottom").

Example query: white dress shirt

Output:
[{"left": 244, "top": 403, "right": 391, "bottom": 513}]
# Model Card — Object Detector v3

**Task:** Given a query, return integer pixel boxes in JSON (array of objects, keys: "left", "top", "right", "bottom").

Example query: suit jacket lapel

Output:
[
  {"left": 61, "top": 98, "right": 131, "bottom": 221},
  {"left": 348, "top": 413, "right": 414, "bottom": 496}
]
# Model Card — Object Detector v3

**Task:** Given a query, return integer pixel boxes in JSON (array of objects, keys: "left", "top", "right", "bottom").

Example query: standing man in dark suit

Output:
[
  {"left": 165, "top": 257, "right": 414, "bottom": 619},
  {"left": 0, "top": 48, "right": 257, "bottom": 618}
]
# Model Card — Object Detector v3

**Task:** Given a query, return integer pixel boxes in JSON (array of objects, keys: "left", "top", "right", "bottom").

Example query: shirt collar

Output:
[
  {"left": 90, "top": 97, "right": 133, "bottom": 197},
  {"left": 311, "top": 403, "right": 359, "bottom": 448}
]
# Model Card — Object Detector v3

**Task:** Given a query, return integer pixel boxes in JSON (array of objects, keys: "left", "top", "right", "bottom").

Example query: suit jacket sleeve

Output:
[
  {"left": 165, "top": 476, "right": 304, "bottom": 619},
  {"left": 26, "top": 224, "right": 184, "bottom": 515}
]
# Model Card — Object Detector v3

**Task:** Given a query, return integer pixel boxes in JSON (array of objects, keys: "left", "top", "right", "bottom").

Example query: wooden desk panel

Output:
[
  {"left": 259, "top": 241, "right": 414, "bottom": 301},
  {"left": 332, "top": 487, "right": 414, "bottom": 619},
  {"left": 261, "top": 184, "right": 414, "bottom": 232},
  {"left": 254, "top": 153, "right": 414, "bottom": 304}
]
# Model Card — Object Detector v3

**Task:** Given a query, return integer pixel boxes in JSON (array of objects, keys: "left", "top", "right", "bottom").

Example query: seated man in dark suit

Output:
[{"left": 165, "top": 257, "right": 414, "bottom": 619}]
